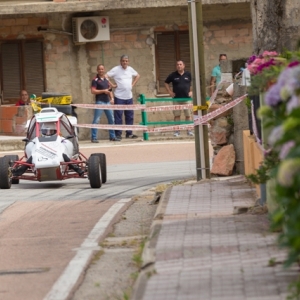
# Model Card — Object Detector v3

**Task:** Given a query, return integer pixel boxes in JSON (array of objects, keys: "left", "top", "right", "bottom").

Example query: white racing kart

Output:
[{"left": 0, "top": 107, "right": 106, "bottom": 189}]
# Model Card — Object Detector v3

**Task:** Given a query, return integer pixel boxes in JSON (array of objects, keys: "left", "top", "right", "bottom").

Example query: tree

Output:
[{"left": 250, "top": 0, "right": 300, "bottom": 54}]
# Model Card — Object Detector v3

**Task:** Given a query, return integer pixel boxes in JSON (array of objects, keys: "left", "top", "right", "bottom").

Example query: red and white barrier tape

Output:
[
  {"left": 72, "top": 103, "right": 193, "bottom": 112},
  {"left": 75, "top": 124, "right": 147, "bottom": 130},
  {"left": 74, "top": 94, "right": 247, "bottom": 133},
  {"left": 194, "top": 94, "right": 247, "bottom": 125}
]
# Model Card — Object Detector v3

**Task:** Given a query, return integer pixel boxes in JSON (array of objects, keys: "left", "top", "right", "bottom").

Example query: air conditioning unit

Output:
[{"left": 72, "top": 16, "right": 110, "bottom": 43}]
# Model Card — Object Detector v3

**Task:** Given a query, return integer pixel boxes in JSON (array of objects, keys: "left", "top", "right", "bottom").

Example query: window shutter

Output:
[
  {"left": 24, "top": 41, "right": 45, "bottom": 96},
  {"left": 0, "top": 40, "right": 45, "bottom": 104},
  {"left": 155, "top": 31, "right": 191, "bottom": 94},
  {"left": 179, "top": 32, "right": 191, "bottom": 73},
  {"left": 156, "top": 33, "right": 176, "bottom": 93},
  {"left": 1, "top": 43, "right": 21, "bottom": 101}
]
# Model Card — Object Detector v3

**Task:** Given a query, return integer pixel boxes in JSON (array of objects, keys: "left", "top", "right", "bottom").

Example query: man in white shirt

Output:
[{"left": 106, "top": 55, "right": 140, "bottom": 139}]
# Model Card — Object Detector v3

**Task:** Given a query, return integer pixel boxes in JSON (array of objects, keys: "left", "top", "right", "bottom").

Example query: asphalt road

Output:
[{"left": 0, "top": 140, "right": 196, "bottom": 300}]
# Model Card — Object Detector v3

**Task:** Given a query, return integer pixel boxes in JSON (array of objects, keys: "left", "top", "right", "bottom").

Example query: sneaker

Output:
[
  {"left": 91, "top": 139, "right": 99, "bottom": 143},
  {"left": 173, "top": 131, "right": 180, "bottom": 137},
  {"left": 126, "top": 134, "right": 138, "bottom": 139},
  {"left": 187, "top": 130, "right": 194, "bottom": 136},
  {"left": 110, "top": 137, "right": 121, "bottom": 142},
  {"left": 116, "top": 135, "right": 122, "bottom": 140}
]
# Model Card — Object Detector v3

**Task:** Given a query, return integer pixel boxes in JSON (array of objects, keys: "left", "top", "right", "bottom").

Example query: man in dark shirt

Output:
[
  {"left": 164, "top": 60, "right": 193, "bottom": 137},
  {"left": 91, "top": 64, "right": 120, "bottom": 143}
]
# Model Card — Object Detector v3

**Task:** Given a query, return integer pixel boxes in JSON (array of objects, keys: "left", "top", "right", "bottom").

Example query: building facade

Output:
[{"left": 0, "top": 0, "right": 253, "bottom": 139}]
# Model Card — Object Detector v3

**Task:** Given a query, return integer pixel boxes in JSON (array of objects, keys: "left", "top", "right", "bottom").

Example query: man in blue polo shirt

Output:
[
  {"left": 164, "top": 60, "right": 193, "bottom": 137},
  {"left": 210, "top": 53, "right": 227, "bottom": 96}
]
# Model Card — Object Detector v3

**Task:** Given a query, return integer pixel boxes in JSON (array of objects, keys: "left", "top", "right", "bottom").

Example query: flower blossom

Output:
[
  {"left": 277, "top": 159, "right": 300, "bottom": 187},
  {"left": 262, "top": 51, "right": 278, "bottom": 57},
  {"left": 279, "top": 141, "right": 296, "bottom": 159}
]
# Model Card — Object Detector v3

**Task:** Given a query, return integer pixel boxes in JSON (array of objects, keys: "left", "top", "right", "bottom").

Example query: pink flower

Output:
[{"left": 262, "top": 51, "right": 278, "bottom": 57}]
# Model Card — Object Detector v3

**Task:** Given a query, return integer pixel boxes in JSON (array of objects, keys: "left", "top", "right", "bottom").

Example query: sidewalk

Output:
[{"left": 132, "top": 175, "right": 299, "bottom": 300}]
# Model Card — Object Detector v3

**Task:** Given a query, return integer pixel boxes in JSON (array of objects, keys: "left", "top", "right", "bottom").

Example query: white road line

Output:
[{"left": 44, "top": 198, "right": 132, "bottom": 300}]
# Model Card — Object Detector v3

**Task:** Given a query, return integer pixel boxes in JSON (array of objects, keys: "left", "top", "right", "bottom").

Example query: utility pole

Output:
[{"left": 188, "top": 0, "right": 210, "bottom": 180}]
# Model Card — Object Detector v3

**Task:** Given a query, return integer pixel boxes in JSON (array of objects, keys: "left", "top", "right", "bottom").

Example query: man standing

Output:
[
  {"left": 15, "top": 90, "right": 29, "bottom": 106},
  {"left": 164, "top": 60, "right": 193, "bottom": 137},
  {"left": 106, "top": 55, "right": 140, "bottom": 139},
  {"left": 210, "top": 53, "right": 227, "bottom": 96},
  {"left": 91, "top": 64, "right": 120, "bottom": 143}
]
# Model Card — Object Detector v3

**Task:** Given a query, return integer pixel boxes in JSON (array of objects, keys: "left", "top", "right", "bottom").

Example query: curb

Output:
[
  {"left": 131, "top": 186, "right": 173, "bottom": 300},
  {"left": 0, "top": 136, "right": 194, "bottom": 152}
]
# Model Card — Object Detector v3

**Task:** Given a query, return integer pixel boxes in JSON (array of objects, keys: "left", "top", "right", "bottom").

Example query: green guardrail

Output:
[{"left": 138, "top": 94, "right": 193, "bottom": 141}]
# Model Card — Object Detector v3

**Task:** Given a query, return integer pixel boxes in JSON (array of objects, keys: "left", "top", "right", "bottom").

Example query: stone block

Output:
[
  {"left": 208, "top": 104, "right": 232, "bottom": 118},
  {"left": 220, "top": 60, "right": 232, "bottom": 72},
  {"left": 211, "top": 144, "right": 236, "bottom": 176}
]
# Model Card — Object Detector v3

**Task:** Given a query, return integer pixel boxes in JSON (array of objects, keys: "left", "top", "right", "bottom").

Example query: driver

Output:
[{"left": 41, "top": 123, "right": 57, "bottom": 136}]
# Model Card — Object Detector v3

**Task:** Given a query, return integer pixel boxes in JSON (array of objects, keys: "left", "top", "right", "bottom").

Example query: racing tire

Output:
[
  {"left": 5, "top": 155, "right": 19, "bottom": 184},
  {"left": 0, "top": 157, "right": 12, "bottom": 189},
  {"left": 91, "top": 153, "right": 107, "bottom": 184},
  {"left": 40, "top": 104, "right": 72, "bottom": 115},
  {"left": 88, "top": 155, "right": 102, "bottom": 188}
]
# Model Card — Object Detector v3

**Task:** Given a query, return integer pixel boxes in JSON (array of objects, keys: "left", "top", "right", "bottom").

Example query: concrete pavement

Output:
[{"left": 132, "top": 175, "right": 299, "bottom": 300}]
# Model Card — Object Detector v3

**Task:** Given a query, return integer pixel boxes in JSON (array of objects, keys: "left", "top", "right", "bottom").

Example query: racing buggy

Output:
[{"left": 0, "top": 107, "right": 106, "bottom": 189}]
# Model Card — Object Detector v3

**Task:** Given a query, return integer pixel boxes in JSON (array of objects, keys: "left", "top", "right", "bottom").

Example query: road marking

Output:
[{"left": 44, "top": 198, "right": 132, "bottom": 300}]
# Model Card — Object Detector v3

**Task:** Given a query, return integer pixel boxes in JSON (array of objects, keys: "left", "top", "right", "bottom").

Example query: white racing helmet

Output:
[{"left": 41, "top": 123, "right": 57, "bottom": 136}]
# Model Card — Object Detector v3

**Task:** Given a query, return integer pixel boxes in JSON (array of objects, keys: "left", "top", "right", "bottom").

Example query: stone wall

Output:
[{"left": 0, "top": 106, "right": 32, "bottom": 136}]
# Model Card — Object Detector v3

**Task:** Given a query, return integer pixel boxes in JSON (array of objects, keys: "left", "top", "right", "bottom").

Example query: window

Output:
[
  {"left": 0, "top": 40, "right": 45, "bottom": 104},
  {"left": 155, "top": 31, "right": 190, "bottom": 94}
]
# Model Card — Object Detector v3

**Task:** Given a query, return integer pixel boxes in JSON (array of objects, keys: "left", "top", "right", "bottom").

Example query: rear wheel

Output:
[
  {"left": 0, "top": 157, "right": 12, "bottom": 189},
  {"left": 91, "top": 153, "right": 107, "bottom": 183},
  {"left": 88, "top": 155, "right": 102, "bottom": 188},
  {"left": 5, "top": 155, "right": 19, "bottom": 184}
]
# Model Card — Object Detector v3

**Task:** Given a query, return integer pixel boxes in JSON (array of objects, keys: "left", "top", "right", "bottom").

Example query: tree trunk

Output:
[{"left": 251, "top": 0, "right": 288, "bottom": 55}]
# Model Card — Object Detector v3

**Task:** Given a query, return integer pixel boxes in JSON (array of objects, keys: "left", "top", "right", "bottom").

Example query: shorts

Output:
[{"left": 173, "top": 101, "right": 191, "bottom": 117}]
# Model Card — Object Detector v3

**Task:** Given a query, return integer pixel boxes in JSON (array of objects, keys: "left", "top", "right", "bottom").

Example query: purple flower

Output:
[
  {"left": 256, "top": 58, "right": 276, "bottom": 73},
  {"left": 265, "top": 83, "right": 282, "bottom": 107},
  {"left": 287, "top": 95, "right": 300, "bottom": 113},
  {"left": 247, "top": 55, "right": 257, "bottom": 65},
  {"left": 288, "top": 61, "right": 300, "bottom": 68},
  {"left": 279, "top": 141, "right": 296, "bottom": 159},
  {"left": 268, "top": 126, "right": 283, "bottom": 146}
]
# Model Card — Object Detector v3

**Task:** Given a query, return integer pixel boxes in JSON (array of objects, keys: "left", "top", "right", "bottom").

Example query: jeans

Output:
[
  {"left": 91, "top": 100, "right": 115, "bottom": 140},
  {"left": 114, "top": 97, "right": 134, "bottom": 137}
]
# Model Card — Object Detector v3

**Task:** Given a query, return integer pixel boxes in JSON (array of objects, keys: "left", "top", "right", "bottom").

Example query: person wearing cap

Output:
[
  {"left": 15, "top": 90, "right": 30, "bottom": 106},
  {"left": 106, "top": 55, "right": 140, "bottom": 139}
]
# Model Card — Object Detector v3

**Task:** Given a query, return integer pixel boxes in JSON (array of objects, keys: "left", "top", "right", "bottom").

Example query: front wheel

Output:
[
  {"left": 5, "top": 155, "right": 19, "bottom": 184},
  {"left": 0, "top": 157, "right": 12, "bottom": 189},
  {"left": 88, "top": 155, "right": 102, "bottom": 188},
  {"left": 91, "top": 153, "right": 107, "bottom": 183}
]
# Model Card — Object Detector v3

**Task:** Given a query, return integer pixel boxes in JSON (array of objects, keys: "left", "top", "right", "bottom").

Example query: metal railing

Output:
[{"left": 138, "top": 94, "right": 193, "bottom": 140}]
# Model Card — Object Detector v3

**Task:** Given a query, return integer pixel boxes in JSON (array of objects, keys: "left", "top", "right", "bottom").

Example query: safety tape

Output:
[
  {"left": 194, "top": 94, "right": 248, "bottom": 126},
  {"left": 74, "top": 94, "right": 248, "bottom": 133},
  {"left": 193, "top": 105, "right": 208, "bottom": 111},
  {"left": 75, "top": 124, "right": 147, "bottom": 130},
  {"left": 71, "top": 103, "right": 193, "bottom": 112}
]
